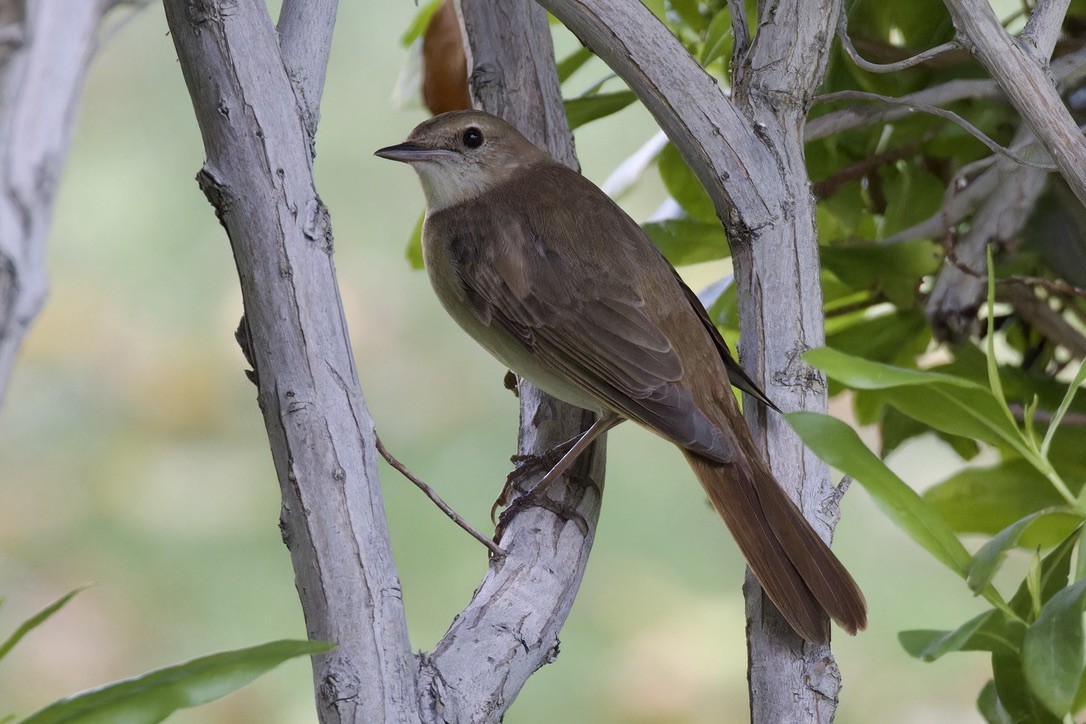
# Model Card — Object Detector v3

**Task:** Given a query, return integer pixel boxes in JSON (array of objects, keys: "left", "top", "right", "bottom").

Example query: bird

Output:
[{"left": 375, "top": 109, "right": 867, "bottom": 643}]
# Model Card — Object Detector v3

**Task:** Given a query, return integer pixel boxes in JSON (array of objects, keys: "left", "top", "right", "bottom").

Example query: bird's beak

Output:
[{"left": 374, "top": 141, "right": 448, "bottom": 163}]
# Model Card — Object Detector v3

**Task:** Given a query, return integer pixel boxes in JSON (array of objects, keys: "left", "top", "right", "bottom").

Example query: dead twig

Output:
[{"left": 375, "top": 433, "right": 506, "bottom": 558}]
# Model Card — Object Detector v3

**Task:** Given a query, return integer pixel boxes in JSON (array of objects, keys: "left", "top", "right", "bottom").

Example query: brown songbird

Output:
[{"left": 375, "top": 110, "right": 866, "bottom": 643}]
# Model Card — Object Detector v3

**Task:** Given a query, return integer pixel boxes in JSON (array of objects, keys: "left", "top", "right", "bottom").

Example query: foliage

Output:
[
  {"left": 397, "top": 0, "right": 1086, "bottom": 720},
  {"left": 0, "top": 589, "right": 329, "bottom": 724}
]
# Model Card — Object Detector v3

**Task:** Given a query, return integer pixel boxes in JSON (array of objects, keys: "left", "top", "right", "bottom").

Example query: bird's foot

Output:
[
  {"left": 490, "top": 437, "right": 581, "bottom": 524},
  {"left": 495, "top": 483, "right": 590, "bottom": 540}
]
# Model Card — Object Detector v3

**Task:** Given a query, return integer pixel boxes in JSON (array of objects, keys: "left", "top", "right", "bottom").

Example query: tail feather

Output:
[{"left": 683, "top": 451, "right": 867, "bottom": 643}]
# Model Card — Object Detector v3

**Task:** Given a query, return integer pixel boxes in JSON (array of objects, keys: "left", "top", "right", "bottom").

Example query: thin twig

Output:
[
  {"left": 805, "top": 46, "right": 1086, "bottom": 142},
  {"left": 814, "top": 90, "right": 1058, "bottom": 170},
  {"left": 998, "top": 284, "right": 1086, "bottom": 359},
  {"left": 999, "top": 275, "right": 1086, "bottom": 299},
  {"left": 1009, "top": 402, "right": 1086, "bottom": 427},
  {"left": 836, "top": 9, "right": 961, "bottom": 74},
  {"left": 375, "top": 433, "right": 506, "bottom": 558}
]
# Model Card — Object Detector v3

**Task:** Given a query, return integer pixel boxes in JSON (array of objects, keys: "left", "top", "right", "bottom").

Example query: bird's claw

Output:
[{"left": 494, "top": 486, "right": 590, "bottom": 540}]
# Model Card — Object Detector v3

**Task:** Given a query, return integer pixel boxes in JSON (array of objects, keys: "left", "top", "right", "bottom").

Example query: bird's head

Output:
[{"left": 375, "top": 110, "right": 547, "bottom": 211}]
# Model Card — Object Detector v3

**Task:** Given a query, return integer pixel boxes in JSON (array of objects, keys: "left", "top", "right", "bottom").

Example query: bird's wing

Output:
[
  {"left": 447, "top": 202, "right": 736, "bottom": 462},
  {"left": 670, "top": 270, "right": 780, "bottom": 413}
]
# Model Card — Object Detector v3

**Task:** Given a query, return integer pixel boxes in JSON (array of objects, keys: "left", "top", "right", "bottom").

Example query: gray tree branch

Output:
[
  {"left": 926, "top": 2, "right": 1068, "bottom": 341},
  {"left": 535, "top": 1, "right": 844, "bottom": 721},
  {"left": 944, "top": 0, "right": 1086, "bottom": 205},
  {"left": 161, "top": 2, "right": 416, "bottom": 722},
  {"left": 276, "top": 0, "right": 337, "bottom": 139},
  {"left": 0, "top": 0, "right": 137, "bottom": 406},
  {"left": 732, "top": 3, "right": 845, "bottom": 720}
]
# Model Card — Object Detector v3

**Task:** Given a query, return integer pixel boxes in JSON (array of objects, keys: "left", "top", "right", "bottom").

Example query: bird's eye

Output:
[{"left": 462, "top": 127, "right": 484, "bottom": 149}]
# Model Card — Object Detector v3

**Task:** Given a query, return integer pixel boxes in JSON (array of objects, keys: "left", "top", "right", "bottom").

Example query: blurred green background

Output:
[{"left": 0, "top": 3, "right": 993, "bottom": 722}]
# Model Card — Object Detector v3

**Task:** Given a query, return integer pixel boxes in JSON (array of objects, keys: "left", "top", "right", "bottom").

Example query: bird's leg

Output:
[{"left": 493, "top": 412, "right": 622, "bottom": 525}]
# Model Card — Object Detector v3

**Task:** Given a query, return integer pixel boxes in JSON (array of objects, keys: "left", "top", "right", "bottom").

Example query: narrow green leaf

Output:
[
  {"left": 805, "top": 347, "right": 980, "bottom": 391},
  {"left": 563, "top": 91, "right": 636, "bottom": 130},
  {"left": 1043, "top": 360, "right": 1086, "bottom": 458},
  {"left": 557, "top": 47, "right": 593, "bottom": 83},
  {"left": 968, "top": 510, "right": 1084, "bottom": 594},
  {"left": 985, "top": 247, "right": 1018, "bottom": 434},
  {"left": 699, "top": 10, "right": 732, "bottom": 66},
  {"left": 641, "top": 218, "right": 728, "bottom": 266},
  {"left": 399, "top": 0, "right": 443, "bottom": 47},
  {"left": 809, "top": 348, "right": 1068, "bottom": 483},
  {"left": 787, "top": 411, "right": 971, "bottom": 575},
  {"left": 1021, "top": 579, "right": 1086, "bottom": 716},
  {"left": 1023, "top": 395, "right": 1040, "bottom": 448},
  {"left": 405, "top": 212, "right": 424, "bottom": 270},
  {"left": 899, "top": 608, "right": 1024, "bottom": 661},
  {"left": 880, "top": 385, "right": 1023, "bottom": 450},
  {"left": 22, "top": 639, "right": 334, "bottom": 724},
  {"left": 0, "top": 587, "right": 86, "bottom": 662},
  {"left": 1025, "top": 549, "right": 1043, "bottom": 620}
]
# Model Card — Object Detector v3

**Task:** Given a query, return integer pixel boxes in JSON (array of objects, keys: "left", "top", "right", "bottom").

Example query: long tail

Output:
[{"left": 683, "top": 450, "right": 867, "bottom": 643}]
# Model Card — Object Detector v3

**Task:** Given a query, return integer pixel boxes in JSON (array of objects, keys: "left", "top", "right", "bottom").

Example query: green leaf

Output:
[
  {"left": 879, "top": 165, "right": 945, "bottom": 242},
  {"left": 699, "top": 9, "right": 733, "bottom": 66},
  {"left": 641, "top": 218, "right": 729, "bottom": 266},
  {"left": 1022, "top": 579, "right": 1086, "bottom": 716},
  {"left": 808, "top": 348, "right": 1063, "bottom": 478},
  {"left": 21, "top": 639, "right": 333, "bottom": 724},
  {"left": 787, "top": 411, "right": 971, "bottom": 576},
  {"left": 664, "top": 0, "right": 707, "bottom": 31},
  {"left": 657, "top": 143, "right": 717, "bottom": 223},
  {"left": 977, "top": 679, "right": 1014, "bottom": 724},
  {"left": 825, "top": 309, "right": 929, "bottom": 366},
  {"left": 899, "top": 608, "right": 1025, "bottom": 661},
  {"left": 0, "top": 587, "right": 86, "bottom": 662},
  {"left": 879, "top": 405, "right": 978, "bottom": 460},
  {"left": 806, "top": 347, "right": 979, "bottom": 391},
  {"left": 924, "top": 460, "right": 1066, "bottom": 540},
  {"left": 405, "top": 212, "right": 424, "bottom": 270},
  {"left": 400, "top": 0, "right": 443, "bottom": 47},
  {"left": 993, "top": 653, "right": 1063, "bottom": 724},
  {"left": 820, "top": 240, "right": 940, "bottom": 308},
  {"left": 556, "top": 47, "right": 593, "bottom": 83},
  {"left": 564, "top": 91, "right": 636, "bottom": 130},
  {"left": 967, "top": 510, "right": 1083, "bottom": 594}
]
